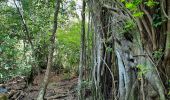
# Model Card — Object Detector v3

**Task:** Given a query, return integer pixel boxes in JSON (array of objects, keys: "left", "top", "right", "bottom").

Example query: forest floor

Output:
[
  {"left": 27, "top": 72, "right": 78, "bottom": 100},
  {"left": 0, "top": 71, "right": 78, "bottom": 100}
]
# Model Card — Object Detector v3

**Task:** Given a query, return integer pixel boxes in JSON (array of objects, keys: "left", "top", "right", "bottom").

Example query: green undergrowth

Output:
[
  {"left": 56, "top": 22, "right": 81, "bottom": 74},
  {"left": 0, "top": 64, "right": 31, "bottom": 83}
]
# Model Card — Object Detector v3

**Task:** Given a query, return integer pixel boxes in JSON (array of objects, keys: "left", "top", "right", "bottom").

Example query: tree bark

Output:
[
  {"left": 86, "top": 0, "right": 168, "bottom": 99},
  {"left": 164, "top": 0, "right": 170, "bottom": 81},
  {"left": 37, "top": 0, "right": 61, "bottom": 99},
  {"left": 87, "top": 0, "right": 103, "bottom": 99},
  {"left": 77, "top": 0, "right": 86, "bottom": 99}
]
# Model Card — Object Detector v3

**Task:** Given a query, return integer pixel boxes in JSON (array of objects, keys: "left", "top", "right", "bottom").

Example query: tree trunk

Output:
[
  {"left": 37, "top": 0, "right": 61, "bottom": 99},
  {"left": 86, "top": 0, "right": 168, "bottom": 99},
  {"left": 164, "top": 0, "right": 170, "bottom": 81},
  {"left": 87, "top": 0, "right": 103, "bottom": 99},
  {"left": 77, "top": 0, "right": 86, "bottom": 99}
]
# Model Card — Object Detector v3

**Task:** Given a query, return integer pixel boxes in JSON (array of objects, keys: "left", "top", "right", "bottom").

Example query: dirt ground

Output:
[
  {"left": 25, "top": 73, "right": 78, "bottom": 100},
  {"left": 0, "top": 72, "right": 78, "bottom": 100}
]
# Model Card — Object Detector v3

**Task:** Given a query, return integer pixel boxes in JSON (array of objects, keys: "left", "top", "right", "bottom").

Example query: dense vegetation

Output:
[
  {"left": 0, "top": 0, "right": 80, "bottom": 81},
  {"left": 0, "top": 0, "right": 170, "bottom": 100}
]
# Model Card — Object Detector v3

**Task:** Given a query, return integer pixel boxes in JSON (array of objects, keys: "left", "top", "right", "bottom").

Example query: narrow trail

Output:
[
  {"left": 26, "top": 72, "right": 78, "bottom": 100},
  {"left": 0, "top": 72, "right": 78, "bottom": 100}
]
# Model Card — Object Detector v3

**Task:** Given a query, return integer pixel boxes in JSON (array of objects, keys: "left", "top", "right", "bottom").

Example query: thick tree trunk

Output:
[
  {"left": 100, "top": 7, "right": 113, "bottom": 99},
  {"left": 144, "top": 59, "right": 165, "bottom": 100},
  {"left": 88, "top": 0, "right": 116, "bottom": 99},
  {"left": 130, "top": 1, "right": 167, "bottom": 100},
  {"left": 115, "top": 33, "right": 137, "bottom": 100},
  {"left": 87, "top": 0, "right": 168, "bottom": 99},
  {"left": 87, "top": 0, "right": 103, "bottom": 99},
  {"left": 37, "top": 0, "right": 61, "bottom": 100}
]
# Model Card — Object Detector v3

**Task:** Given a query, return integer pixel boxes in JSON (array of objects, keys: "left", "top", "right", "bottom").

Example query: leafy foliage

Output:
[
  {"left": 153, "top": 49, "right": 163, "bottom": 59},
  {"left": 56, "top": 22, "right": 81, "bottom": 73},
  {"left": 144, "top": 0, "right": 159, "bottom": 7},
  {"left": 0, "top": 0, "right": 80, "bottom": 82},
  {"left": 124, "top": 0, "right": 143, "bottom": 18},
  {"left": 137, "top": 64, "right": 150, "bottom": 78},
  {"left": 124, "top": 20, "right": 135, "bottom": 31},
  {"left": 0, "top": 2, "right": 32, "bottom": 82}
]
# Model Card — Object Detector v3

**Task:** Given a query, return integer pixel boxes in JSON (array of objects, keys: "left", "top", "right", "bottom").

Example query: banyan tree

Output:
[{"left": 79, "top": 0, "right": 170, "bottom": 100}]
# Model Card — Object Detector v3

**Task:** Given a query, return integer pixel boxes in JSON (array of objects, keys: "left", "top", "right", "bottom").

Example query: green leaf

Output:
[
  {"left": 144, "top": 0, "right": 159, "bottom": 7},
  {"left": 125, "top": 3, "right": 134, "bottom": 9},
  {"left": 133, "top": 0, "right": 142, "bottom": 5},
  {"left": 133, "top": 11, "right": 144, "bottom": 17},
  {"left": 124, "top": 20, "right": 135, "bottom": 30}
]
